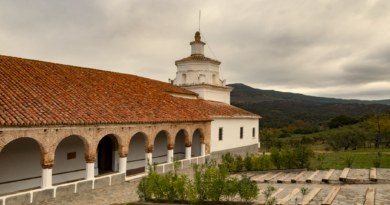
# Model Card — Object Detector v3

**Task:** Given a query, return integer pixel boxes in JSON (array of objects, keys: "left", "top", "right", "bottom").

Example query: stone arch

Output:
[
  {"left": 127, "top": 132, "right": 149, "bottom": 175},
  {"left": 129, "top": 132, "right": 150, "bottom": 153},
  {"left": 0, "top": 137, "right": 43, "bottom": 194},
  {"left": 154, "top": 130, "right": 172, "bottom": 150},
  {"left": 193, "top": 128, "right": 205, "bottom": 144},
  {"left": 96, "top": 134, "right": 122, "bottom": 174}
]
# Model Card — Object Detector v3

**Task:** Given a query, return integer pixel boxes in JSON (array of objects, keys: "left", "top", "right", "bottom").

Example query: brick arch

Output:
[
  {"left": 54, "top": 134, "right": 90, "bottom": 163},
  {"left": 129, "top": 131, "right": 151, "bottom": 153},
  {"left": 0, "top": 137, "right": 50, "bottom": 168},
  {"left": 92, "top": 133, "right": 122, "bottom": 157},
  {"left": 153, "top": 130, "right": 173, "bottom": 150},
  {"left": 174, "top": 129, "right": 191, "bottom": 147},
  {"left": 193, "top": 128, "right": 205, "bottom": 144}
]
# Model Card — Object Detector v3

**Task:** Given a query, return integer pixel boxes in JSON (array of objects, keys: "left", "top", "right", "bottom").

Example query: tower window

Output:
[
  {"left": 182, "top": 74, "right": 187, "bottom": 84},
  {"left": 240, "top": 127, "right": 243, "bottom": 139},
  {"left": 219, "top": 128, "right": 223, "bottom": 141}
]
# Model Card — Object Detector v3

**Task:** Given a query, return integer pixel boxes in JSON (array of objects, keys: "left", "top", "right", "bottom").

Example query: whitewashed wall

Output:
[
  {"left": 53, "top": 135, "right": 87, "bottom": 184},
  {"left": 192, "top": 130, "right": 201, "bottom": 156},
  {"left": 127, "top": 133, "right": 147, "bottom": 170},
  {"left": 0, "top": 138, "right": 42, "bottom": 194},
  {"left": 152, "top": 132, "right": 168, "bottom": 164},
  {"left": 174, "top": 130, "right": 186, "bottom": 160},
  {"left": 185, "top": 86, "right": 231, "bottom": 104},
  {"left": 210, "top": 118, "right": 258, "bottom": 153}
]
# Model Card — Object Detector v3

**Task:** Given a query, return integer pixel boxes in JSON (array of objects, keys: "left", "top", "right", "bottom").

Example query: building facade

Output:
[{"left": 0, "top": 32, "right": 260, "bottom": 202}]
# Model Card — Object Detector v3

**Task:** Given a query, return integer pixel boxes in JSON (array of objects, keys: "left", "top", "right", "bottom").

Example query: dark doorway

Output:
[{"left": 97, "top": 136, "right": 113, "bottom": 174}]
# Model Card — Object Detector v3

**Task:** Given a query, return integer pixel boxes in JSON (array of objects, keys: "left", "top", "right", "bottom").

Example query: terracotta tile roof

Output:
[
  {"left": 178, "top": 99, "right": 261, "bottom": 119},
  {"left": 0, "top": 55, "right": 209, "bottom": 126},
  {"left": 175, "top": 55, "right": 221, "bottom": 66}
]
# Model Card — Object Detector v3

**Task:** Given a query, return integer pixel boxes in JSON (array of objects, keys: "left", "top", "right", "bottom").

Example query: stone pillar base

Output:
[{"left": 41, "top": 169, "right": 52, "bottom": 188}]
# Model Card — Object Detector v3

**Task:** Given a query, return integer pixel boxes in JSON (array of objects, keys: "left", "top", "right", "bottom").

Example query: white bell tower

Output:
[{"left": 169, "top": 31, "right": 233, "bottom": 104}]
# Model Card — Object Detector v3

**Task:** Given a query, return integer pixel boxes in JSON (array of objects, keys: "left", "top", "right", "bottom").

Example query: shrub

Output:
[
  {"left": 293, "top": 147, "right": 314, "bottom": 168},
  {"left": 223, "top": 177, "right": 239, "bottom": 202},
  {"left": 373, "top": 152, "right": 382, "bottom": 168},
  {"left": 173, "top": 175, "right": 189, "bottom": 204},
  {"left": 345, "top": 156, "right": 354, "bottom": 168},
  {"left": 137, "top": 175, "right": 152, "bottom": 202},
  {"left": 316, "top": 153, "right": 326, "bottom": 170},
  {"left": 270, "top": 147, "right": 281, "bottom": 169},
  {"left": 262, "top": 185, "right": 277, "bottom": 205},
  {"left": 244, "top": 153, "right": 253, "bottom": 171},
  {"left": 235, "top": 155, "right": 244, "bottom": 172},
  {"left": 280, "top": 146, "right": 294, "bottom": 169},
  {"left": 205, "top": 164, "right": 229, "bottom": 204},
  {"left": 221, "top": 152, "right": 236, "bottom": 172},
  {"left": 237, "top": 174, "right": 259, "bottom": 202}
]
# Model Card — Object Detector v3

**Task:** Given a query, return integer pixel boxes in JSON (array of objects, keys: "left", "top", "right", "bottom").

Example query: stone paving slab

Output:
[
  {"left": 375, "top": 185, "right": 390, "bottom": 205},
  {"left": 328, "top": 170, "right": 343, "bottom": 184},
  {"left": 376, "top": 168, "right": 390, "bottom": 183},
  {"left": 330, "top": 186, "right": 366, "bottom": 205},
  {"left": 296, "top": 171, "right": 314, "bottom": 184},
  {"left": 312, "top": 171, "right": 328, "bottom": 184},
  {"left": 346, "top": 169, "right": 375, "bottom": 184}
]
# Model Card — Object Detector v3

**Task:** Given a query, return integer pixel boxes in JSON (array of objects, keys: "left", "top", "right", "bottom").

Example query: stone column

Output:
[
  {"left": 112, "top": 150, "right": 119, "bottom": 172},
  {"left": 185, "top": 147, "right": 192, "bottom": 159},
  {"left": 201, "top": 144, "right": 206, "bottom": 156},
  {"left": 145, "top": 152, "right": 152, "bottom": 172},
  {"left": 119, "top": 157, "right": 127, "bottom": 174},
  {"left": 41, "top": 168, "right": 52, "bottom": 188},
  {"left": 86, "top": 163, "right": 95, "bottom": 180},
  {"left": 167, "top": 149, "right": 174, "bottom": 163}
]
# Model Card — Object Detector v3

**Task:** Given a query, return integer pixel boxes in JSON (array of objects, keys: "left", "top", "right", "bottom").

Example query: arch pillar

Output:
[
  {"left": 40, "top": 148, "right": 54, "bottom": 188},
  {"left": 85, "top": 150, "right": 97, "bottom": 180}
]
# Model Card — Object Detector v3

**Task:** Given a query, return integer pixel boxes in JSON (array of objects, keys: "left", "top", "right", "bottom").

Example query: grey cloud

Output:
[{"left": 0, "top": 0, "right": 389, "bottom": 100}]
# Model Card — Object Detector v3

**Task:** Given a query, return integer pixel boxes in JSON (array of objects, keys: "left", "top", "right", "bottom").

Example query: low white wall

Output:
[
  {"left": 210, "top": 118, "right": 259, "bottom": 153},
  {"left": 0, "top": 138, "right": 42, "bottom": 194}
]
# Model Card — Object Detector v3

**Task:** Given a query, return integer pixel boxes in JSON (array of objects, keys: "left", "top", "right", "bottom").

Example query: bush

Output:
[
  {"left": 345, "top": 156, "right": 354, "bottom": 168},
  {"left": 223, "top": 177, "right": 239, "bottom": 202},
  {"left": 235, "top": 155, "right": 244, "bottom": 172},
  {"left": 280, "top": 146, "right": 294, "bottom": 169},
  {"left": 244, "top": 153, "right": 253, "bottom": 171},
  {"left": 237, "top": 174, "right": 259, "bottom": 202},
  {"left": 270, "top": 147, "right": 281, "bottom": 169},
  {"left": 293, "top": 147, "right": 314, "bottom": 168},
  {"left": 373, "top": 152, "right": 382, "bottom": 168},
  {"left": 316, "top": 153, "right": 326, "bottom": 170}
]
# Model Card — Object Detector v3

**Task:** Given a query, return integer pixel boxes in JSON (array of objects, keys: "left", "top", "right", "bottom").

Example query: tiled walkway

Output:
[{"left": 30, "top": 169, "right": 390, "bottom": 205}]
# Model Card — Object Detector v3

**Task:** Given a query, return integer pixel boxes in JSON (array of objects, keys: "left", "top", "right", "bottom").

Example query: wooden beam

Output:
[
  {"left": 369, "top": 168, "right": 377, "bottom": 182},
  {"left": 321, "top": 187, "right": 340, "bottom": 205},
  {"left": 277, "top": 173, "right": 292, "bottom": 183},
  {"left": 277, "top": 188, "right": 300, "bottom": 205},
  {"left": 364, "top": 187, "right": 375, "bottom": 205},
  {"left": 264, "top": 172, "right": 283, "bottom": 182},
  {"left": 299, "top": 188, "right": 321, "bottom": 205},
  {"left": 306, "top": 170, "right": 320, "bottom": 183},
  {"left": 322, "top": 169, "right": 335, "bottom": 183},
  {"left": 291, "top": 171, "right": 307, "bottom": 183},
  {"left": 339, "top": 168, "right": 350, "bottom": 182}
]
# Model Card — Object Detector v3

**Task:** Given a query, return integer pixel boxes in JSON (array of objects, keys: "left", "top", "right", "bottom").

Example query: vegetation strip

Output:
[
  {"left": 369, "top": 168, "right": 377, "bottom": 181},
  {"left": 364, "top": 187, "right": 375, "bottom": 205},
  {"left": 339, "top": 168, "right": 350, "bottom": 181},
  {"left": 306, "top": 170, "right": 320, "bottom": 183},
  {"left": 291, "top": 171, "right": 307, "bottom": 183},
  {"left": 277, "top": 188, "right": 300, "bottom": 205},
  {"left": 299, "top": 188, "right": 321, "bottom": 205},
  {"left": 322, "top": 169, "right": 335, "bottom": 182},
  {"left": 258, "top": 188, "right": 284, "bottom": 204},
  {"left": 321, "top": 187, "right": 340, "bottom": 205}
]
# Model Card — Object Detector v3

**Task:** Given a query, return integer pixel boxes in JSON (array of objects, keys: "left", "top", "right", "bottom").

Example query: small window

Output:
[
  {"left": 219, "top": 128, "right": 223, "bottom": 141},
  {"left": 240, "top": 127, "right": 243, "bottom": 139},
  {"left": 253, "top": 128, "right": 255, "bottom": 138}
]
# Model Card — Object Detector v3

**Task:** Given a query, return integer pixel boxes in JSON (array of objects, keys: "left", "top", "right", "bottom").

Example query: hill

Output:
[{"left": 228, "top": 84, "right": 390, "bottom": 128}]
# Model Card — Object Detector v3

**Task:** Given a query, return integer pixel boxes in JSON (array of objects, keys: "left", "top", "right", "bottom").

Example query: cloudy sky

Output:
[{"left": 1, "top": 1, "right": 389, "bottom": 100}]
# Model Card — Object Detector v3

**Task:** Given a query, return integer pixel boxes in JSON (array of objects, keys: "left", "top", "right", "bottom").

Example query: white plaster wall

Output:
[
  {"left": 176, "top": 62, "right": 220, "bottom": 86},
  {"left": 127, "top": 133, "right": 146, "bottom": 170},
  {"left": 191, "top": 43, "right": 204, "bottom": 55},
  {"left": 210, "top": 118, "right": 259, "bottom": 153},
  {"left": 152, "top": 132, "right": 168, "bottom": 164},
  {"left": 191, "top": 130, "right": 201, "bottom": 156},
  {"left": 52, "top": 135, "right": 87, "bottom": 184},
  {"left": 185, "top": 86, "right": 231, "bottom": 104},
  {"left": 174, "top": 130, "right": 186, "bottom": 160},
  {"left": 0, "top": 138, "right": 42, "bottom": 194}
]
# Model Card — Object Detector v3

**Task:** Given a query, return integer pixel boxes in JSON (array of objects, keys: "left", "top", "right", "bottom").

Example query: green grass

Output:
[{"left": 310, "top": 149, "right": 390, "bottom": 170}]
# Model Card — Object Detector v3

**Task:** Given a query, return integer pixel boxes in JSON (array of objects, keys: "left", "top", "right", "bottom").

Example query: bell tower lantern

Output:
[{"left": 169, "top": 31, "right": 233, "bottom": 104}]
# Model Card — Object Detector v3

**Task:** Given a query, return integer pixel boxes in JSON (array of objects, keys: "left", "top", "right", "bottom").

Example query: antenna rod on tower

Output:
[{"left": 199, "top": 10, "right": 201, "bottom": 32}]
